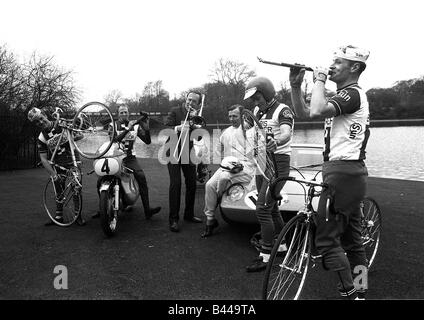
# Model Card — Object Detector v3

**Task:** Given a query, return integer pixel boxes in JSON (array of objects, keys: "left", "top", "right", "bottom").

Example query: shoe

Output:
[
  {"left": 76, "top": 216, "right": 86, "bottom": 226},
  {"left": 45, "top": 216, "right": 63, "bottom": 226},
  {"left": 246, "top": 257, "right": 267, "bottom": 273},
  {"left": 184, "top": 216, "right": 202, "bottom": 223},
  {"left": 201, "top": 219, "right": 219, "bottom": 238},
  {"left": 169, "top": 221, "right": 179, "bottom": 232},
  {"left": 356, "top": 291, "right": 366, "bottom": 300},
  {"left": 278, "top": 242, "right": 287, "bottom": 252},
  {"left": 276, "top": 242, "right": 288, "bottom": 257},
  {"left": 146, "top": 206, "right": 162, "bottom": 220}
]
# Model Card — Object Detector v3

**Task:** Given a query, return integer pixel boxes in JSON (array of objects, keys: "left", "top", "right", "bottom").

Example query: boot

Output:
[
  {"left": 201, "top": 218, "right": 219, "bottom": 238},
  {"left": 146, "top": 206, "right": 161, "bottom": 220}
]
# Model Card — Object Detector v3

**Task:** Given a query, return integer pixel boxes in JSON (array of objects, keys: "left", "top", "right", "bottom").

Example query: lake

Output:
[{"left": 132, "top": 126, "right": 424, "bottom": 182}]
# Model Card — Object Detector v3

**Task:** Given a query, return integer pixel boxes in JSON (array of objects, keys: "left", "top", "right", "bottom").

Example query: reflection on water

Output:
[{"left": 132, "top": 126, "right": 424, "bottom": 182}]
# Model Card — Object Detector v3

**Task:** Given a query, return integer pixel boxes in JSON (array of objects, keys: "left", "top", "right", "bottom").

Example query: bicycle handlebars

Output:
[{"left": 269, "top": 176, "right": 328, "bottom": 201}]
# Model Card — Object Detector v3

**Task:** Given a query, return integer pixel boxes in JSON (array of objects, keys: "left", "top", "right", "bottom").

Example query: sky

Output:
[{"left": 2, "top": 0, "right": 423, "bottom": 104}]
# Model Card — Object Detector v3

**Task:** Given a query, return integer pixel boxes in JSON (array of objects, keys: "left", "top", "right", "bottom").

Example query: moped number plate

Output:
[{"left": 94, "top": 158, "right": 120, "bottom": 176}]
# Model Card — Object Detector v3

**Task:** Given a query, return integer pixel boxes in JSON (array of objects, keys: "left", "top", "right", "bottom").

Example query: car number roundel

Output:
[
  {"left": 94, "top": 158, "right": 120, "bottom": 176},
  {"left": 244, "top": 190, "right": 289, "bottom": 210},
  {"left": 244, "top": 190, "right": 258, "bottom": 210}
]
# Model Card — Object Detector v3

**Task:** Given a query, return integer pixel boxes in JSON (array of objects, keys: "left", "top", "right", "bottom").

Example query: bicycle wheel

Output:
[
  {"left": 99, "top": 190, "right": 118, "bottom": 237},
  {"left": 240, "top": 109, "right": 277, "bottom": 183},
  {"left": 262, "top": 212, "right": 312, "bottom": 300},
  {"left": 361, "top": 197, "right": 382, "bottom": 269},
  {"left": 43, "top": 175, "right": 82, "bottom": 227},
  {"left": 72, "top": 101, "right": 115, "bottom": 159}
]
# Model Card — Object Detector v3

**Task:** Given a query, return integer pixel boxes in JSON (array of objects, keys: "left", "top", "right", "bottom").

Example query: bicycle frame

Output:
[
  {"left": 264, "top": 174, "right": 381, "bottom": 300},
  {"left": 47, "top": 109, "right": 83, "bottom": 196}
]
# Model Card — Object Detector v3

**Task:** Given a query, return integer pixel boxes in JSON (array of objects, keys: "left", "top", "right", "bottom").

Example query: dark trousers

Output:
[
  {"left": 255, "top": 153, "right": 290, "bottom": 253},
  {"left": 167, "top": 162, "right": 197, "bottom": 223},
  {"left": 315, "top": 160, "right": 368, "bottom": 296},
  {"left": 122, "top": 156, "right": 151, "bottom": 215},
  {"left": 96, "top": 156, "right": 152, "bottom": 215}
]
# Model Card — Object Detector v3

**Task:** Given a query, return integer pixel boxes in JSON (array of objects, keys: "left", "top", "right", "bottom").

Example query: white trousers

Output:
[{"left": 203, "top": 167, "right": 253, "bottom": 220}]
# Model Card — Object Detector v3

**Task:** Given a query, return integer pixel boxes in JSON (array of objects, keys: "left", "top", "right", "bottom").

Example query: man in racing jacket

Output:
[
  {"left": 27, "top": 107, "right": 86, "bottom": 226},
  {"left": 243, "top": 76, "right": 295, "bottom": 272},
  {"left": 290, "top": 45, "right": 371, "bottom": 299}
]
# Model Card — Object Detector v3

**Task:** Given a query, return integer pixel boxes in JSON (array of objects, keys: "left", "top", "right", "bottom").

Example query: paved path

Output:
[{"left": 1, "top": 159, "right": 423, "bottom": 299}]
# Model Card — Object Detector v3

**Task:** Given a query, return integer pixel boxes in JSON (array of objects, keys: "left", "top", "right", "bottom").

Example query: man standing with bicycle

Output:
[
  {"left": 27, "top": 107, "right": 86, "bottom": 226},
  {"left": 290, "top": 45, "right": 370, "bottom": 299},
  {"left": 243, "top": 77, "right": 294, "bottom": 272}
]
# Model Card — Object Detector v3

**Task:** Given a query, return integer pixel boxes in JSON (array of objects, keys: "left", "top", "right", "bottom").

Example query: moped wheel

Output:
[
  {"left": 99, "top": 190, "right": 118, "bottom": 237},
  {"left": 43, "top": 176, "right": 82, "bottom": 227},
  {"left": 72, "top": 101, "right": 115, "bottom": 159},
  {"left": 361, "top": 197, "right": 382, "bottom": 269}
]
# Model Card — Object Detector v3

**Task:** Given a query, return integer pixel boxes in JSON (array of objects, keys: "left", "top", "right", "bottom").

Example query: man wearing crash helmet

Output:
[
  {"left": 243, "top": 76, "right": 295, "bottom": 272},
  {"left": 289, "top": 45, "right": 371, "bottom": 299},
  {"left": 200, "top": 104, "right": 256, "bottom": 238}
]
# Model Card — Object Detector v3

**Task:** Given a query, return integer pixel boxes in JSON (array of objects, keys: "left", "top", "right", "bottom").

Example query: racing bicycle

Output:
[
  {"left": 262, "top": 174, "right": 382, "bottom": 300},
  {"left": 42, "top": 102, "right": 115, "bottom": 226}
]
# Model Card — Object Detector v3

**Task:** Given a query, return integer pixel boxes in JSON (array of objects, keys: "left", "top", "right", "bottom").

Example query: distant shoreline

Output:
[{"left": 149, "top": 118, "right": 424, "bottom": 129}]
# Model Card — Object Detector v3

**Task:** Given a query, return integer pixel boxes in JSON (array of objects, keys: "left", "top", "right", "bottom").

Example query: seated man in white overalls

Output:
[{"left": 201, "top": 104, "right": 256, "bottom": 237}]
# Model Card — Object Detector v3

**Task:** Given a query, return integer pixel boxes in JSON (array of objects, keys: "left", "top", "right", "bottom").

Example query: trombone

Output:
[{"left": 173, "top": 94, "right": 206, "bottom": 162}]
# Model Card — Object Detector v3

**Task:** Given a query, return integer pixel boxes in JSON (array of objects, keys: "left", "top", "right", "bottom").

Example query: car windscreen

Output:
[{"left": 290, "top": 147, "right": 323, "bottom": 170}]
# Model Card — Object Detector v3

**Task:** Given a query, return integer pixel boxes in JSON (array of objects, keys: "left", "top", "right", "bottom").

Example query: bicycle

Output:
[
  {"left": 262, "top": 173, "right": 382, "bottom": 300},
  {"left": 42, "top": 102, "right": 115, "bottom": 226}
]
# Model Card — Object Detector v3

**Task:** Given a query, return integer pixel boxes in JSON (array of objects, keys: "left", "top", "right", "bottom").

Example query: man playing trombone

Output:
[{"left": 165, "top": 91, "right": 205, "bottom": 232}]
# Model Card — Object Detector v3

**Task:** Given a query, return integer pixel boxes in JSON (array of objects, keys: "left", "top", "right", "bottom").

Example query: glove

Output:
[
  {"left": 289, "top": 65, "right": 306, "bottom": 88},
  {"left": 313, "top": 67, "right": 329, "bottom": 84},
  {"left": 266, "top": 137, "right": 277, "bottom": 153}
]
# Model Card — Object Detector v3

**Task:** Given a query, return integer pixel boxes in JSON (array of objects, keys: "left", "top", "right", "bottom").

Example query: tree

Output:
[
  {"left": 209, "top": 58, "right": 256, "bottom": 86},
  {"left": 0, "top": 46, "right": 80, "bottom": 116},
  {"left": 104, "top": 89, "right": 123, "bottom": 113},
  {"left": 276, "top": 81, "right": 292, "bottom": 106},
  {"left": 24, "top": 53, "right": 80, "bottom": 115},
  {"left": 0, "top": 45, "right": 80, "bottom": 168},
  {"left": 139, "top": 80, "right": 170, "bottom": 113},
  {"left": 0, "top": 46, "right": 26, "bottom": 113}
]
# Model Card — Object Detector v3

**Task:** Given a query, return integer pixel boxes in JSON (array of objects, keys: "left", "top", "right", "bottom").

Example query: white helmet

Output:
[{"left": 220, "top": 156, "right": 244, "bottom": 174}]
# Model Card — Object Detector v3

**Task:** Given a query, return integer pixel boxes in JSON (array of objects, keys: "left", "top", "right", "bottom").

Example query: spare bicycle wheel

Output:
[
  {"left": 240, "top": 109, "right": 277, "bottom": 182},
  {"left": 72, "top": 101, "right": 115, "bottom": 159}
]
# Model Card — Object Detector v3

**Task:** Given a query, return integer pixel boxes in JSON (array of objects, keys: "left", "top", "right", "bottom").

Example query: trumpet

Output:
[{"left": 173, "top": 94, "right": 206, "bottom": 161}]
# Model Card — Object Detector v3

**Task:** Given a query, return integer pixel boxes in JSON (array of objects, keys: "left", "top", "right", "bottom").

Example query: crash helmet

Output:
[
  {"left": 27, "top": 107, "right": 43, "bottom": 122},
  {"left": 220, "top": 156, "right": 244, "bottom": 174},
  {"left": 244, "top": 76, "right": 275, "bottom": 102}
]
